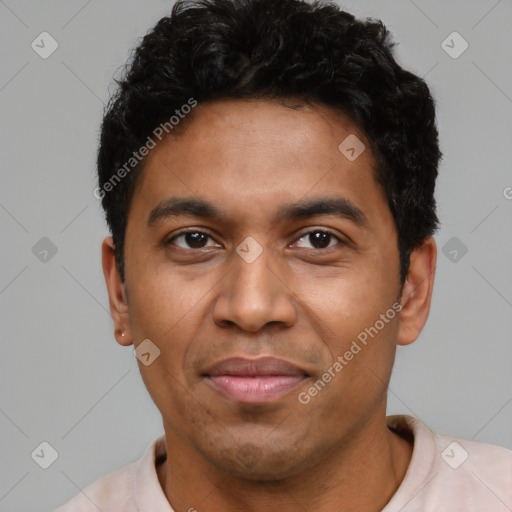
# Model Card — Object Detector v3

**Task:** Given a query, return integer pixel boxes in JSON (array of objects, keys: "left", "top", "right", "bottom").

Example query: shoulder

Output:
[
  {"left": 432, "top": 430, "right": 512, "bottom": 493},
  {"left": 54, "top": 461, "right": 137, "bottom": 512},
  {"left": 53, "top": 434, "right": 167, "bottom": 512},
  {"left": 385, "top": 415, "right": 512, "bottom": 511}
]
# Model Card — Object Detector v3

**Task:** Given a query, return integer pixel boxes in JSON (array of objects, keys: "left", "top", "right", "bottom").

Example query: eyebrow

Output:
[
  {"left": 276, "top": 197, "right": 370, "bottom": 229},
  {"left": 147, "top": 196, "right": 370, "bottom": 230},
  {"left": 147, "top": 197, "right": 226, "bottom": 227}
]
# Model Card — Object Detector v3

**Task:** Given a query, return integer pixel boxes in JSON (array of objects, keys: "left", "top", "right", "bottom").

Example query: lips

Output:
[
  {"left": 204, "top": 356, "right": 309, "bottom": 377},
  {"left": 202, "top": 357, "right": 310, "bottom": 403}
]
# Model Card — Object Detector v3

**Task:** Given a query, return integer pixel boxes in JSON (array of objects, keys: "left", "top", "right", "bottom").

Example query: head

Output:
[{"left": 100, "top": 0, "right": 440, "bottom": 478}]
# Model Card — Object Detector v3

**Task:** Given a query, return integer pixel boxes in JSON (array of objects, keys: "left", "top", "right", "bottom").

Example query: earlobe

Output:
[
  {"left": 396, "top": 237, "right": 437, "bottom": 346},
  {"left": 101, "top": 236, "right": 133, "bottom": 346}
]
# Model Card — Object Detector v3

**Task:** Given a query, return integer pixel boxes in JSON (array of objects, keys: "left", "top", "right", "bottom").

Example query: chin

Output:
[{"left": 203, "top": 441, "right": 305, "bottom": 481}]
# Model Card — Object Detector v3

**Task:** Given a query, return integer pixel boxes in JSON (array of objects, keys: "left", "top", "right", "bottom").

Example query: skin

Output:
[{"left": 102, "top": 99, "right": 437, "bottom": 512}]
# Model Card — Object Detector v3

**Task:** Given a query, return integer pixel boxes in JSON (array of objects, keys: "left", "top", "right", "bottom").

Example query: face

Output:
[{"left": 103, "top": 99, "right": 431, "bottom": 479}]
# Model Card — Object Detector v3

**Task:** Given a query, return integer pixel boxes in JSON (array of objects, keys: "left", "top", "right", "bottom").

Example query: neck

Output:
[{"left": 157, "top": 410, "right": 413, "bottom": 512}]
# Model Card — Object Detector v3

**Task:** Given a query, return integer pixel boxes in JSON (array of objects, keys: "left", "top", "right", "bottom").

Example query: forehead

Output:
[
  {"left": 128, "top": 99, "right": 391, "bottom": 230},
  {"left": 160, "top": 98, "right": 374, "bottom": 169}
]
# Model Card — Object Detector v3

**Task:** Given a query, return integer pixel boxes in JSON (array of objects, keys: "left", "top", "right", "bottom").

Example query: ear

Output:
[
  {"left": 396, "top": 237, "right": 437, "bottom": 346},
  {"left": 102, "top": 236, "right": 133, "bottom": 346}
]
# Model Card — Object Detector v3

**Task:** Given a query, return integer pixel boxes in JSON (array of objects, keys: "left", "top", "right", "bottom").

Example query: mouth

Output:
[{"left": 202, "top": 356, "right": 311, "bottom": 404}]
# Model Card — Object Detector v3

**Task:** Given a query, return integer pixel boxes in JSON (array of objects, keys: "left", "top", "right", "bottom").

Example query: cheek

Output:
[
  {"left": 305, "top": 294, "right": 398, "bottom": 430},
  {"left": 295, "top": 267, "right": 388, "bottom": 335},
  {"left": 296, "top": 268, "right": 399, "bottom": 390},
  {"left": 126, "top": 267, "right": 221, "bottom": 391},
  {"left": 126, "top": 274, "right": 202, "bottom": 417},
  {"left": 127, "top": 265, "right": 215, "bottom": 339}
]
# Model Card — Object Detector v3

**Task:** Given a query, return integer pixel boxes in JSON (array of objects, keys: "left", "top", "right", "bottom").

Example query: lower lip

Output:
[{"left": 205, "top": 375, "right": 306, "bottom": 403}]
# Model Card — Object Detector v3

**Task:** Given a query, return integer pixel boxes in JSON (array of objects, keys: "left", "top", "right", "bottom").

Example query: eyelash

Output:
[{"left": 165, "top": 228, "right": 345, "bottom": 251}]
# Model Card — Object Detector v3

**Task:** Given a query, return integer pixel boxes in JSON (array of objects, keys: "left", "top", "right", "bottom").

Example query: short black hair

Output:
[{"left": 97, "top": 0, "right": 442, "bottom": 285}]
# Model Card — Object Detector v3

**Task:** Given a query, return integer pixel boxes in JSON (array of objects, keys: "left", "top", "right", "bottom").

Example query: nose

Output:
[{"left": 212, "top": 245, "right": 297, "bottom": 333}]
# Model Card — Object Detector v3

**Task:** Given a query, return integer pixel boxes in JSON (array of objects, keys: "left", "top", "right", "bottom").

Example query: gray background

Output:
[{"left": 0, "top": 0, "right": 511, "bottom": 510}]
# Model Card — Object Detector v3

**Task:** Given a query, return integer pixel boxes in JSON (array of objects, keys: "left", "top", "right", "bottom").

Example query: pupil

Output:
[
  {"left": 186, "top": 232, "right": 207, "bottom": 248},
  {"left": 310, "top": 231, "right": 330, "bottom": 249}
]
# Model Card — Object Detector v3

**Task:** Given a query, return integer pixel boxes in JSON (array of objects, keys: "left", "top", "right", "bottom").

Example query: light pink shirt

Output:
[{"left": 54, "top": 415, "right": 512, "bottom": 511}]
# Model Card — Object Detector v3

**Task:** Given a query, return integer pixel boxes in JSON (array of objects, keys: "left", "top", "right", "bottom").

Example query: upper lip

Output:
[{"left": 203, "top": 357, "right": 310, "bottom": 377}]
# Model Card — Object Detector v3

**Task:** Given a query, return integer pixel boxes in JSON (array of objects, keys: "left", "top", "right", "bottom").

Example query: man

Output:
[{"left": 56, "top": 0, "right": 512, "bottom": 510}]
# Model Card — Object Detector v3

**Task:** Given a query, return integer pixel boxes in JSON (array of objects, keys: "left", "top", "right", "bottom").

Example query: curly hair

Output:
[{"left": 97, "top": 0, "right": 442, "bottom": 285}]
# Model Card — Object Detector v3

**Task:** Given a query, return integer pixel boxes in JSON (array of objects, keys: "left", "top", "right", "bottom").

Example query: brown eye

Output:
[
  {"left": 294, "top": 230, "right": 340, "bottom": 250},
  {"left": 168, "top": 231, "right": 218, "bottom": 249}
]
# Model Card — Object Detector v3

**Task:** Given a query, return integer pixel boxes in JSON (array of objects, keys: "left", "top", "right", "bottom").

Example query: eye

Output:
[
  {"left": 293, "top": 229, "right": 342, "bottom": 250},
  {"left": 167, "top": 231, "right": 220, "bottom": 250}
]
